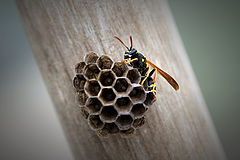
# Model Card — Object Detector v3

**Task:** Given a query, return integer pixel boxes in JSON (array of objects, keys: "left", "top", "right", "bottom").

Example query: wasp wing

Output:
[{"left": 146, "top": 60, "right": 179, "bottom": 90}]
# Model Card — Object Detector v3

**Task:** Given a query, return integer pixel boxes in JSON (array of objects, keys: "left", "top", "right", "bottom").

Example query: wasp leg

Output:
[
  {"left": 123, "top": 58, "right": 138, "bottom": 64},
  {"left": 151, "top": 86, "right": 157, "bottom": 102},
  {"left": 140, "top": 65, "right": 150, "bottom": 86},
  {"left": 153, "top": 68, "right": 157, "bottom": 101}
]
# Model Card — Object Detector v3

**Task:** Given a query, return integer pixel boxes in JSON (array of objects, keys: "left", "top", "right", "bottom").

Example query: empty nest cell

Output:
[
  {"left": 75, "top": 62, "right": 86, "bottom": 74},
  {"left": 115, "top": 97, "right": 132, "bottom": 113},
  {"left": 127, "top": 68, "right": 141, "bottom": 84},
  {"left": 86, "top": 98, "right": 103, "bottom": 113},
  {"left": 120, "top": 127, "right": 135, "bottom": 137},
  {"left": 144, "top": 92, "right": 156, "bottom": 106},
  {"left": 99, "top": 70, "right": 116, "bottom": 86},
  {"left": 88, "top": 115, "right": 104, "bottom": 130},
  {"left": 97, "top": 123, "right": 119, "bottom": 137},
  {"left": 79, "top": 107, "right": 89, "bottom": 119},
  {"left": 133, "top": 117, "right": 145, "bottom": 128},
  {"left": 84, "top": 64, "right": 100, "bottom": 79},
  {"left": 114, "top": 78, "right": 130, "bottom": 93},
  {"left": 104, "top": 123, "right": 119, "bottom": 134},
  {"left": 116, "top": 114, "right": 133, "bottom": 129},
  {"left": 73, "top": 74, "right": 86, "bottom": 91},
  {"left": 97, "top": 55, "right": 113, "bottom": 70},
  {"left": 100, "top": 88, "right": 116, "bottom": 103},
  {"left": 100, "top": 105, "right": 118, "bottom": 122},
  {"left": 129, "top": 86, "right": 146, "bottom": 103},
  {"left": 85, "top": 80, "right": 101, "bottom": 96},
  {"left": 84, "top": 52, "right": 99, "bottom": 64},
  {"left": 131, "top": 103, "right": 147, "bottom": 117},
  {"left": 112, "top": 62, "right": 128, "bottom": 77},
  {"left": 75, "top": 91, "right": 88, "bottom": 105}
]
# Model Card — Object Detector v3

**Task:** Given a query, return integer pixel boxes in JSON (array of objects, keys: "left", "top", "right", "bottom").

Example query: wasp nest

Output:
[{"left": 73, "top": 52, "right": 155, "bottom": 137}]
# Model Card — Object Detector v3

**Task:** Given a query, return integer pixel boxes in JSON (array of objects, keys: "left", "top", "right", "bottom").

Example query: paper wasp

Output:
[{"left": 114, "top": 36, "right": 179, "bottom": 100}]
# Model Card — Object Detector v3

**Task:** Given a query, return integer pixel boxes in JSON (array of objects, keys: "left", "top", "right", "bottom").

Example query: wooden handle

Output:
[{"left": 15, "top": 0, "right": 226, "bottom": 159}]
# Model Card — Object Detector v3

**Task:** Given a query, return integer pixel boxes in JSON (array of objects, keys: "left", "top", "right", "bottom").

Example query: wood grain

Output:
[{"left": 15, "top": 0, "right": 226, "bottom": 159}]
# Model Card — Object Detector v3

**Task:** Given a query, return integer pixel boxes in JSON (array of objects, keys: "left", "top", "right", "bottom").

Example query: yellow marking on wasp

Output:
[
  {"left": 146, "top": 59, "right": 179, "bottom": 90},
  {"left": 149, "top": 84, "right": 155, "bottom": 87},
  {"left": 124, "top": 58, "right": 138, "bottom": 64},
  {"left": 151, "top": 87, "right": 157, "bottom": 101},
  {"left": 152, "top": 90, "right": 156, "bottom": 94},
  {"left": 124, "top": 54, "right": 131, "bottom": 57}
]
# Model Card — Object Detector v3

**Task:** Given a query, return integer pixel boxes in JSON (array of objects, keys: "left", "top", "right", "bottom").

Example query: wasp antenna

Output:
[
  {"left": 113, "top": 36, "right": 130, "bottom": 51},
  {"left": 129, "top": 36, "right": 133, "bottom": 51}
]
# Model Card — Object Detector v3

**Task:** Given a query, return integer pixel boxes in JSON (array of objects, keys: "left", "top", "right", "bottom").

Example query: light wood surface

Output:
[{"left": 16, "top": 0, "right": 225, "bottom": 159}]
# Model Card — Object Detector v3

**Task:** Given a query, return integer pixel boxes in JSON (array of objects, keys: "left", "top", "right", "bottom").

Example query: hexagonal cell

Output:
[
  {"left": 120, "top": 127, "right": 135, "bottom": 137},
  {"left": 85, "top": 80, "right": 101, "bottom": 96},
  {"left": 84, "top": 52, "right": 99, "bottom": 64},
  {"left": 99, "top": 88, "right": 116, "bottom": 104},
  {"left": 129, "top": 85, "right": 146, "bottom": 103},
  {"left": 97, "top": 55, "right": 113, "bottom": 70},
  {"left": 103, "top": 123, "right": 119, "bottom": 134},
  {"left": 75, "top": 62, "right": 86, "bottom": 74},
  {"left": 96, "top": 128, "right": 109, "bottom": 137},
  {"left": 112, "top": 62, "right": 128, "bottom": 77},
  {"left": 131, "top": 103, "right": 147, "bottom": 117},
  {"left": 116, "top": 114, "right": 133, "bottom": 129},
  {"left": 99, "top": 70, "right": 116, "bottom": 86},
  {"left": 127, "top": 68, "right": 141, "bottom": 84},
  {"left": 73, "top": 74, "right": 86, "bottom": 91},
  {"left": 79, "top": 107, "right": 89, "bottom": 119},
  {"left": 88, "top": 115, "right": 104, "bottom": 130},
  {"left": 86, "top": 98, "right": 103, "bottom": 113},
  {"left": 133, "top": 116, "right": 145, "bottom": 128},
  {"left": 114, "top": 78, "right": 130, "bottom": 93},
  {"left": 144, "top": 91, "right": 156, "bottom": 106},
  {"left": 115, "top": 97, "right": 133, "bottom": 113},
  {"left": 84, "top": 64, "right": 100, "bottom": 80},
  {"left": 75, "top": 91, "right": 88, "bottom": 105},
  {"left": 100, "top": 105, "right": 118, "bottom": 122}
]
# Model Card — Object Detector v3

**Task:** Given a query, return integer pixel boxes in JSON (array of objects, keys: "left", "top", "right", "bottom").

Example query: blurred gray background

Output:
[{"left": 0, "top": 0, "right": 239, "bottom": 160}]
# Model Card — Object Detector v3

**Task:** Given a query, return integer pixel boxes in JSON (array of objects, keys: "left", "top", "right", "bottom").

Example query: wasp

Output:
[{"left": 114, "top": 36, "right": 179, "bottom": 100}]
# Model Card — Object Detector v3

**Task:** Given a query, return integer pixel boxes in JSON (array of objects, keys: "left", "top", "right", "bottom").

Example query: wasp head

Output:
[
  {"left": 114, "top": 36, "right": 136, "bottom": 60},
  {"left": 124, "top": 48, "right": 137, "bottom": 59}
]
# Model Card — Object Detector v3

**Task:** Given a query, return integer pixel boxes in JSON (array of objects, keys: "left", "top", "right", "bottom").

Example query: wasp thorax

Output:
[{"left": 73, "top": 52, "right": 155, "bottom": 137}]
